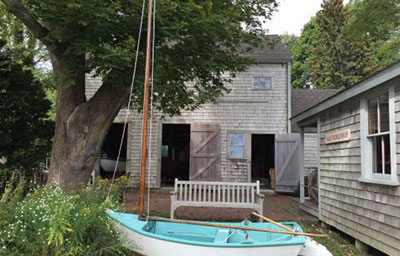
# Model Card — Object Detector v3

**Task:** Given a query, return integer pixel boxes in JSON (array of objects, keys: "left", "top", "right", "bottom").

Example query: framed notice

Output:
[{"left": 325, "top": 129, "right": 351, "bottom": 144}]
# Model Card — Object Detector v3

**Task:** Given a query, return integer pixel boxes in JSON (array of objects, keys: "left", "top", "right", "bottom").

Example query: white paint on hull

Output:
[{"left": 117, "top": 223, "right": 303, "bottom": 256}]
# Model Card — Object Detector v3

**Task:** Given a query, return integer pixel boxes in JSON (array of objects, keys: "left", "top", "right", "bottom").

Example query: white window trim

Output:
[
  {"left": 252, "top": 76, "right": 273, "bottom": 90},
  {"left": 360, "top": 86, "right": 399, "bottom": 186}
]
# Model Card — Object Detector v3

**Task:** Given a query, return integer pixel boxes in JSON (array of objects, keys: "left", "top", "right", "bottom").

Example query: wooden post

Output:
[
  {"left": 317, "top": 117, "right": 321, "bottom": 220},
  {"left": 299, "top": 127, "right": 305, "bottom": 203},
  {"left": 138, "top": 0, "right": 153, "bottom": 220}
]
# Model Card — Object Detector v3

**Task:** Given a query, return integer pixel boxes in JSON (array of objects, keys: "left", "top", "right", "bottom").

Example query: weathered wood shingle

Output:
[{"left": 319, "top": 93, "right": 400, "bottom": 256}]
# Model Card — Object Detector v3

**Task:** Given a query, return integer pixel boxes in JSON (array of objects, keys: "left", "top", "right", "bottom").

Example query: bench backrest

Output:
[{"left": 173, "top": 179, "right": 261, "bottom": 204}]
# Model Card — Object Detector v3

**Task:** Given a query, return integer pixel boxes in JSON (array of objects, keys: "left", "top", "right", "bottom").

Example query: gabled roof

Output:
[
  {"left": 245, "top": 35, "right": 291, "bottom": 64},
  {"left": 291, "top": 61, "right": 400, "bottom": 126},
  {"left": 291, "top": 89, "right": 341, "bottom": 117}
]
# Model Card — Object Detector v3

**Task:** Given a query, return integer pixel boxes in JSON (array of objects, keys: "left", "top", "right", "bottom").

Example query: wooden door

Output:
[
  {"left": 274, "top": 134, "right": 300, "bottom": 192},
  {"left": 190, "top": 123, "right": 221, "bottom": 180}
]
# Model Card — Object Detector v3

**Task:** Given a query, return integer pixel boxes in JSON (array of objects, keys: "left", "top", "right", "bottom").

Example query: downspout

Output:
[{"left": 287, "top": 62, "right": 292, "bottom": 133}]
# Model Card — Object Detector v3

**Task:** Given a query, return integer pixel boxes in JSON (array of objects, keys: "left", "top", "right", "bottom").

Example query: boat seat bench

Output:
[
  {"left": 214, "top": 229, "right": 230, "bottom": 243},
  {"left": 170, "top": 179, "right": 265, "bottom": 221}
]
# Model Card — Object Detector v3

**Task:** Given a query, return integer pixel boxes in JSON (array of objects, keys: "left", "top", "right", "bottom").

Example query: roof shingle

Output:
[
  {"left": 291, "top": 89, "right": 341, "bottom": 117},
  {"left": 244, "top": 35, "right": 291, "bottom": 64}
]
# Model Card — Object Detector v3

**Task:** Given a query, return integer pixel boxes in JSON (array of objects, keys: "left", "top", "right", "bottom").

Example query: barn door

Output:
[
  {"left": 274, "top": 134, "right": 300, "bottom": 192},
  {"left": 190, "top": 123, "right": 221, "bottom": 180}
]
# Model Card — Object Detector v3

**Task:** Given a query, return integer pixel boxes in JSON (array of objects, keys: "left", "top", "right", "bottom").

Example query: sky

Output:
[{"left": 265, "top": 0, "right": 349, "bottom": 36}]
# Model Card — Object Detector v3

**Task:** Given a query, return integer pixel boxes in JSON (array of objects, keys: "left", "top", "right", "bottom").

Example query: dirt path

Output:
[{"left": 124, "top": 189, "right": 317, "bottom": 224}]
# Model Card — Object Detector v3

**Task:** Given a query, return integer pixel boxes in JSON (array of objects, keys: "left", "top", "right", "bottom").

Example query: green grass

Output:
[{"left": 305, "top": 224, "right": 370, "bottom": 256}]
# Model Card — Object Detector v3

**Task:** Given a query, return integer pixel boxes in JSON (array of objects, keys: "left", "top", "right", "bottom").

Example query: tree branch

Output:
[
  {"left": 88, "top": 82, "right": 131, "bottom": 116},
  {"left": 1, "top": 0, "right": 50, "bottom": 46}
]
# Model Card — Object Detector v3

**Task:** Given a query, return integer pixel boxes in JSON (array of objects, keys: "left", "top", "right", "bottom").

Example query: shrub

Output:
[{"left": 0, "top": 177, "right": 131, "bottom": 256}]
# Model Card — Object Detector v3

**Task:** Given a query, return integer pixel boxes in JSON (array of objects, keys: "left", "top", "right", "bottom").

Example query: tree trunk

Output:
[
  {"left": 47, "top": 54, "right": 130, "bottom": 189},
  {"left": 0, "top": 0, "right": 131, "bottom": 189}
]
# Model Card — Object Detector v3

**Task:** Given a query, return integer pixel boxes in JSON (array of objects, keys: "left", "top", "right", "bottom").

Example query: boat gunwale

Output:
[{"left": 107, "top": 212, "right": 306, "bottom": 248}]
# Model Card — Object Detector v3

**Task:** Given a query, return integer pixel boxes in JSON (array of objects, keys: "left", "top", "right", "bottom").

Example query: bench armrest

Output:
[{"left": 257, "top": 193, "right": 265, "bottom": 199}]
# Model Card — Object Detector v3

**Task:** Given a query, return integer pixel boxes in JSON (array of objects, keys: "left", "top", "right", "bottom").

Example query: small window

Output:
[
  {"left": 254, "top": 77, "right": 272, "bottom": 89},
  {"left": 229, "top": 133, "right": 245, "bottom": 158},
  {"left": 367, "top": 92, "right": 391, "bottom": 175}
]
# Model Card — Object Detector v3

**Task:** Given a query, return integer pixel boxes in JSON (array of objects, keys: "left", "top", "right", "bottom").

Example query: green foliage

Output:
[
  {"left": 310, "top": 0, "right": 376, "bottom": 89},
  {"left": 280, "top": 33, "right": 298, "bottom": 52},
  {"left": 290, "top": 17, "right": 320, "bottom": 88},
  {"left": 345, "top": 0, "right": 400, "bottom": 66},
  {"left": 290, "top": 0, "right": 377, "bottom": 89},
  {"left": 0, "top": 41, "right": 54, "bottom": 175},
  {"left": 17, "top": 0, "right": 278, "bottom": 115},
  {"left": 0, "top": 3, "right": 48, "bottom": 66},
  {"left": 0, "top": 176, "right": 130, "bottom": 256}
]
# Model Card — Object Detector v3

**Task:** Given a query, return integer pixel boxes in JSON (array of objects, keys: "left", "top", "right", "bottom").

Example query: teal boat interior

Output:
[{"left": 107, "top": 211, "right": 306, "bottom": 247}]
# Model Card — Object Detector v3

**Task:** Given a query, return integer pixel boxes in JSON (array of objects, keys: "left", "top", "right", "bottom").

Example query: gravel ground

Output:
[{"left": 124, "top": 188, "right": 317, "bottom": 224}]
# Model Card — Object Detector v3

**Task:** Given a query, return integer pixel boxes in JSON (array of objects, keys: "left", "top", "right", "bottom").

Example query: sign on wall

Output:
[{"left": 325, "top": 129, "right": 351, "bottom": 144}]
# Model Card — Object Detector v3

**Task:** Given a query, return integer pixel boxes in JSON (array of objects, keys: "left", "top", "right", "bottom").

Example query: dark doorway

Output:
[
  {"left": 99, "top": 123, "right": 127, "bottom": 179},
  {"left": 251, "top": 134, "right": 275, "bottom": 188},
  {"left": 161, "top": 124, "right": 190, "bottom": 186}
]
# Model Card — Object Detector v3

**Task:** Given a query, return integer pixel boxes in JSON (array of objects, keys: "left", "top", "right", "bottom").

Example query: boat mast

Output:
[{"left": 138, "top": 0, "right": 153, "bottom": 220}]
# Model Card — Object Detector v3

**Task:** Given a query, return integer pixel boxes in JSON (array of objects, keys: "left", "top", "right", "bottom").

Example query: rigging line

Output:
[
  {"left": 146, "top": 0, "right": 156, "bottom": 219},
  {"left": 107, "top": 0, "right": 147, "bottom": 199}
]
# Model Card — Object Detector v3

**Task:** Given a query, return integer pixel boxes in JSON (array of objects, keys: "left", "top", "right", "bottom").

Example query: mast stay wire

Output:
[{"left": 107, "top": 0, "right": 147, "bottom": 199}]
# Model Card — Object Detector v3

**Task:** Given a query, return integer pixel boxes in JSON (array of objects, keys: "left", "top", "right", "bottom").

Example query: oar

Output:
[
  {"left": 147, "top": 217, "right": 327, "bottom": 237},
  {"left": 251, "top": 212, "right": 295, "bottom": 232}
]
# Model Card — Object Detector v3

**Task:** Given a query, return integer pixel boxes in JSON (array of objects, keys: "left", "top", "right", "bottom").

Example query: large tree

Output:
[
  {"left": 1, "top": 0, "right": 278, "bottom": 187},
  {"left": 310, "top": 0, "right": 376, "bottom": 89},
  {"left": 290, "top": 17, "right": 319, "bottom": 88},
  {"left": 345, "top": 0, "right": 400, "bottom": 66}
]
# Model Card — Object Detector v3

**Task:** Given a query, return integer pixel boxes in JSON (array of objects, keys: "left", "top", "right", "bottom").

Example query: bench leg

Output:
[
  {"left": 259, "top": 198, "right": 264, "bottom": 222},
  {"left": 170, "top": 204, "right": 175, "bottom": 220}
]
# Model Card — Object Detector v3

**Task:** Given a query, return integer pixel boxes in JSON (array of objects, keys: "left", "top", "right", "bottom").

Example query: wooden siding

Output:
[
  {"left": 128, "top": 64, "right": 289, "bottom": 187},
  {"left": 319, "top": 85, "right": 400, "bottom": 256},
  {"left": 85, "top": 72, "right": 101, "bottom": 100},
  {"left": 304, "top": 133, "right": 318, "bottom": 168}
]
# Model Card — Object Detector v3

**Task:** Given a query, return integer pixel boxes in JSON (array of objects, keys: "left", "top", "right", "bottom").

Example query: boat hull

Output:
[
  {"left": 107, "top": 211, "right": 305, "bottom": 256},
  {"left": 117, "top": 222, "right": 303, "bottom": 256}
]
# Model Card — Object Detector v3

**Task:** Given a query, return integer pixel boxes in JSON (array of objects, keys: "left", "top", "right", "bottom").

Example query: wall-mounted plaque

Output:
[{"left": 325, "top": 129, "right": 351, "bottom": 144}]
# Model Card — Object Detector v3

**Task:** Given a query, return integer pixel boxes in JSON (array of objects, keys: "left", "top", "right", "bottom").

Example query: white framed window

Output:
[
  {"left": 253, "top": 77, "right": 272, "bottom": 89},
  {"left": 360, "top": 86, "right": 398, "bottom": 185}
]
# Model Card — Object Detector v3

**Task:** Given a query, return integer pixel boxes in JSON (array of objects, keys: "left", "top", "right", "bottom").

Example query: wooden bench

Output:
[{"left": 170, "top": 179, "right": 265, "bottom": 221}]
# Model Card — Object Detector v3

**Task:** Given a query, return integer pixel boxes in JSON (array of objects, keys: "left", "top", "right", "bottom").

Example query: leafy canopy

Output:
[
  {"left": 19, "top": 0, "right": 278, "bottom": 115},
  {"left": 345, "top": 0, "right": 400, "bottom": 66},
  {"left": 0, "top": 40, "right": 53, "bottom": 173},
  {"left": 290, "top": 0, "right": 377, "bottom": 89}
]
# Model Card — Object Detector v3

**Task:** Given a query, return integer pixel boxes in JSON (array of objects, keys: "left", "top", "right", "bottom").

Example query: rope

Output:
[
  {"left": 146, "top": 0, "right": 156, "bottom": 218},
  {"left": 107, "top": 0, "right": 146, "bottom": 199}
]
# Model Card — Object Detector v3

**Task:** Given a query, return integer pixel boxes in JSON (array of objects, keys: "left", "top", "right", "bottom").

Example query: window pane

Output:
[
  {"left": 368, "top": 98, "right": 378, "bottom": 134},
  {"left": 371, "top": 136, "right": 383, "bottom": 174},
  {"left": 230, "top": 146, "right": 244, "bottom": 158},
  {"left": 383, "top": 134, "right": 391, "bottom": 174},
  {"left": 371, "top": 135, "right": 391, "bottom": 174},
  {"left": 230, "top": 134, "right": 244, "bottom": 146},
  {"left": 254, "top": 77, "right": 272, "bottom": 89},
  {"left": 379, "top": 93, "right": 389, "bottom": 132}
]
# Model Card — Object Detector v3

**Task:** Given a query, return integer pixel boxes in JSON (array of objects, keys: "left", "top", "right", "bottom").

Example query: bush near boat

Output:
[{"left": 0, "top": 176, "right": 131, "bottom": 256}]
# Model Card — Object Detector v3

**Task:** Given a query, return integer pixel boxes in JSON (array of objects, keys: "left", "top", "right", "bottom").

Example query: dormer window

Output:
[{"left": 254, "top": 77, "right": 272, "bottom": 89}]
